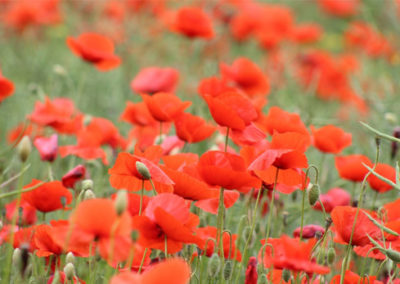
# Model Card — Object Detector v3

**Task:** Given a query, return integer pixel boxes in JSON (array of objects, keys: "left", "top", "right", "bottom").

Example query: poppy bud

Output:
[
  {"left": 53, "top": 64, "right": 67, "bottom": 76},
  {"left": 208, "top": 253, "right": 220, "bottom": 277},
  {"left": 242, "top": 226, "right": 252, "bottom": 242},
  {"left": 282, "top": 269, "right": 291, "bottom": 282},
  {"left": 385, "top": 249, "right": 400, "bottom": 262},
  {"left": 84, "top": 190, "right": 95, "bottom": 200},
  {"left": 327, "top": 247, "right": 336, "bottom": 265},
  {"left": 236, "top": 215, "right": 247, "bottom": 239},
  {"left": 66, "top": 252, "right": 75, "bottom": 264},
  {"left": 17, "top": 136, "right": 31, "bottom": 163},
  {"left": 82, "top": 179, "right": 93, "bottom": 191},
  {"left": 131, "top": 230, "right": 139, "bottom": 241},
  {"left": 223, "top": 260, "right": 232, "bottom": 280},
  {"left": 308, "top": 184, "right": 320, "bottom": 206},
  {"left": 391, "top": 127, "right": 400, "bottom": 159},
  {"left": 83, "top": 115, "right": 92, "bottom": 126},
  {"left": 385, "top": 113, "right": 397, "bottom": 124},
  {"left": 64, "top": 263, "right": 75, "bottom": 281},
  {"left": 12, "top": 248, "right": 21, "bottom": 268},
  {"left": 257, "top": 274, "right": 268, "bottom": 284},
  {"left": 136, "top": 161, "right": 151, "bottom": 180},
  {"left": 114, "top": 190, "right": 128, "bottom": 216},
  {"left": 245, "top": 256, "right": 258, "bottom": 284}
]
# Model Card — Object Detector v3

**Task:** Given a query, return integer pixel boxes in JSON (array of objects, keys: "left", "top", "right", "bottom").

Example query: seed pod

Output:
[
  {"left": 84, "top": 189, "right": 95, "bottom": 200},
  {"left": 327, "top": 247, "right": 336, "bottom": 265},
  {"left": 282, "top": 269, "right": 291, "bottom": 282},
  {"left": 223, "top": 260, "right": 232, "bottom": 280},
  {"left": 208, "top": 253, "right": 220, "bottom": 278},
  {"left": 17, "top": 136, "right": 31, "bottom": 163},
  {"left": 81, "top": 179, "right": 93, "bottom": 191},
  {"left": 114, "top": 190, "right": 128, "bottom": 216},
  {"left": 66, "top": 252, "right": 75, "bottom": 264},
  {"left": 64, "top": 263, "right": 75, "bottom": 281},
  {"left": 308, "top": 184, "right": 320, "bottom": 206},
  {"left": 136, "top": 161, "right": 151, "bottom": 180}
]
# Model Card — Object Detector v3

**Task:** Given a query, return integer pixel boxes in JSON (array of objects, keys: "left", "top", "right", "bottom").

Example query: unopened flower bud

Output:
[
  {"left": 208, "top": 253, "right": 220, "bottom": 277},
  {"left": 257, "top": 274, "right": 268, "bottom": 284},
  {"left": 282, "top": 269, "right": 291, "bottom": 282},
  {"left": 131, "top": 230, "right": 139, "bottom": 241},
  {"left": 82, "top": 179, "right": 93, "bottom": 191},
  {"left": 84, "top": 189, "right": 95, "bottom": 200},
  {"left": 53, "top": 64, "right": 67, "bottom": 76},
  {"left": 12, "top": 248, "right": 22, "bottom": 267},
  {"left": 385, "top": 113, "right": 397, "bottom": 124},
  {"left": 114, "top": 190, "right": 128, "bottom": 216},
  {"left": 308, "top": 184, "right": 320, "bottom": 206},
  {"left": 64, "top": 263, "right": 75, "bottom": 280},
  {"left": 385, "top": 249, "right": 400, "bottom": 263},
  {"left": 327, "top": 247, "right": 336, "bottom": 265},
  {"left": 66, "top": 252, "right": 75, "bottom": 264},
  {"left": 223, "top": 260, "right": 232, "bottom": 280},
  {"left": 83, "top": 115, "right": 92, "bottom": 126},
  {"left": 17, "top": 136, "right": 31, "bottom": 163},
  {"left": 136, "top": 161, "right": 151, "bottom": 180}
]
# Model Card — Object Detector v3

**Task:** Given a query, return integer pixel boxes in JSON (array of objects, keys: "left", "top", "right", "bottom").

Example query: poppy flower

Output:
[
  {"left": 110, "top": 258, "right": 191, "bottom": 284},
  {"left": 34, "top": 134, "right": 58, "bottom": 162},
  {"left": 311, "top": 125, "right": 352, "bottom": 154},
  {"left": 61, "top": 165, "right": 86, "bottom": 188},
  {"left": 171, "top": 7, "right": 214, "bottom": 39},
  {"left": 230, "top": 123, "right": 267, "bottom": 146},
  {"left": 197, "top": 226, "right": 242, "bottom": 261},
  {"left": 131, "top": 67, "right": 179, "bottom": 94},
  {"left": 245, "top": 257, "right": 258, "bottom": 284},
  {"left": 293, "top": 224, "right": 325, "bottom": 239},
  {"left": 66, "top": 32, "right": 121, "bottom": 71},
  {"left": 197, "top": 76, "right": 236, "bottom": 98},
  {"left": 259, "top": 235, "right": 330, "bottom": 275},
  {"left": 290, "top": 23, "right": 322, "bottom": 44},
  {"left": 174, "top": 113, "right": 215, "bottom": 143},
  {"left": 5, "top": 199, "right": 37, "bottom": 226},
  {"left": 220, "top": 57, "right": 269, "bottom": 97},
  {"left": 109, "top": 146, "right": 174, "bottom": 193},
  {"left": 22, "top": 179, "right": 72, "bottom": 213},
  {"left": 331, "top": 206, "right": 381, "bottom": 246},
  {"left": 120, "top": 101, "right": 158, "bottom": 127},
  {"left": 194, "top": 190, "right": 240, "bottom": 214},
  {"left": 313, "top": 187, "right": 351, "bottom": 213},
  {"left": 367, "top": 163, "right": 396, "bottom": 193},
  {"left": 0, "top": 69, "right": 14, "bottom": 103},
  {"left": 11, "top": 226, "right": 37, "bottom": 251},
  {"left": 59, "top": 145, "right": 108, "bottom": 165},
  {"left": 330, "top": 270, "right": 382, "bottom": 284},
  {"left": 197, "top": 150, "right": 261, "bottom": 193},
  {"left": 47, "top": 271, "right": 85, "bottom": 284},
  {"left": 318, "top": 0, "right": 360, "bottom": 17},
  {"left": 132, "top": 193, "right": 203, "bottom": 253},
  {"left": 335, "top": 154, "right": 372, "bottom": 182},
  {"left": 111, "top": 192, "right": 150, "bottom": 217},
  {"left": 34, "top": 224, "right": 63, "bottom": 258},
  {"left": 203, "top": 91, "right": 258, "bottom": 131},
  {"left": 142, "top": 92, "right": 191, "bottom": 122},
  {"left": 7, "top": 122, "right": 44, "bottom": 145}
]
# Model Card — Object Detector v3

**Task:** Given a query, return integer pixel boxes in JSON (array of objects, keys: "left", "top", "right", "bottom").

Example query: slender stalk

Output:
[
  {"left": 265, "top": 168, "right": 279, "bottom": 240},
  {"left": 299, "top": 190, "right": 306, "bottom": 241},
  {"left": 139, "top": 180, "right": 144, "bottom": 216},
  {"left": 217, "top": 186, "right": 225, "bottom": 284},
  {"left": 224, "top": 128, "right": 230, "bottom": 152},
  {"left": 138, "top": 248, "right": 148, "bottom": 273}
]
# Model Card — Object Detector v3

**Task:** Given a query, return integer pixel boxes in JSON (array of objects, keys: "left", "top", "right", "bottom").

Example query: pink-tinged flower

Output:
[
  {"left": 61, "top": 165, "right": 86, "bottom": 188},
  {"left": 131, "top": 67, "right": 179, "bottom": 94},
  {"left": 34, "top": 134, "right": 58, "bottom": 162},
  {"left": 293, "top": 225, "right": 325, "bottom": 239}
]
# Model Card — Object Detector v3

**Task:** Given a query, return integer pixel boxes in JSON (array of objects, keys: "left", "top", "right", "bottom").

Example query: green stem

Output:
[
  {"left": 224, "top": 128, "right": 230, "bottom": 152},
  {"left": 139, "top": 180, "right": 144, "bottom": 216},
  {"left": 265, "top": 168, "right": 279, "bottom": 240},
  {"left": 138, "top": 248, "right": 148, "bottom": 273},
  {"left": 299, "top": 190, "right": 306, "bottom": 241},
  {"left": 217, "top": 186, "right": 225, "bottom": 284}
]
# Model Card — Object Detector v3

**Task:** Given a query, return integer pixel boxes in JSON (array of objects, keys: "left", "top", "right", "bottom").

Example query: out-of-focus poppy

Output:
[
  {"left": 0, "top": 69, "right": 14, "bottom": 103},
  {"left": 171, "top": 7, "right": 214, "bottom": 39},
  {"left": 22, "top": 179, "right": 72, "bottom": 213},
  {"left": 66, "top": 32, "right": 121, "bottom": 71},
  {"left": 220, "top": 57, "right": 269, "bottom": 97},
  {"left": 194, "top": 190, "right": 240, "bottom": 214},
  {"left": 131, "top": 67, "right": 179, "bottom": 94},
  {"left": 313, "top": 187, "right": 351, "bottom": 213},
  {"left": 142, "top": 92, "right": 191, "bottom": 122},
  {"left": 197, "top": 76, "right": 236, "bottom": 98},
  {"left": 47, "top": 271, "right": 86, "bottom": 284},
  {"left": 335, "top": 154, "right": 372, "bottom": 182},
  {"left": 245, "top": 257, "right": 258, "bottom": 284},
  {"left": 293, "top": 224, "right": 325, "bottom": 239},
  {"left": 34, "top": 224, "right": 63, "bottom": 258},
  {"left": 59, "top": 145, "right": 108, "bottom": 165},
  {"left": 203, "top": 91, "right": 258, "bottom": 131},
  {"left": 367, "top": 163, "right": 396, "bottom": 193},
  {"left": 197, "top": 150, "right": 261, "bottom": 193},
  {"left": 174, "top": 113, "right": 215, "bottom": 143},
  {"left": 311, "top": 125, "right": 352, "bottom": 154},
  {"left": 7, "top": 123, "right": 44, "bottom": 145},
  {"left": 110, "top": 258, "right": 191, "bottom": 284},
  {"left": 318, "top": 0, "right": 359, "bottom": 17},
  {"left": 61, "top": 165, "right": 86, "bottom": 188},
  {"left": 111, "top": 192, "right": 150, "bottom": 217},
  {"left": 132, "top": 193, "right": 203, "bottom": 253},
  {"left": 34, "top": 134, "right": 58, "bottom": 162},
  {"left": 330, "top": 270, "right": 382, "bottom": 284},
  {"left": 290, "top": 23, "right": 322, "bottom": 44},
  {"left": 5, "top": 200, "right": 37, "bottom": 226},
  {"left": 120, "top": 101, "right": 158, "bottom": 127}
]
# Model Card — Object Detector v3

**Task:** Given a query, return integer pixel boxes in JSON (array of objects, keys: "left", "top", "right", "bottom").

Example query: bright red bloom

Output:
[
  {"left": 330, "top": 270, "right": 382, "bottom": 284},
  {"left": 245, "top": 257, "right": 258, "bottom": 284},
  {"left": 259, "top": 235, "right": 330, "bottom": 275},
  {"left": 194, "top": 190, "right": 240, "bottom": 214},
  {"left": 34, "top": 224, "right": 63, "bottom": 258},
  {"left": 290, "top": 23, "right": 322, "bottom": 44},
  {"left": 0, "top": 69, "right": 14, "bottom": 103},
  {"left": 293, "top": 225, "right": 325, "bottom": 239},
  {"left": 7, "top": 122, "right": 44, "bottom": 145},
  {"left": 22, "top": 179, "right": 72, "bottom": 213},
  {"left": 142, "top": 92, "right": 191, "bottom": 122},
  {"left": 367, "top": 163, "right": 396, "bottom": 193},
  {"left": 131, "top": 67, "right": 179, "bottom": 94},
  {"left": 203, "top": 92, "right": 258, "bottom": 131},
  {"left": 220, "top": 57, "right": 269, "bottom": 97},
  {"left": 171, "top": 7, "right": 214, "bottom": 39},
  {"left": 34, "top": 134, "right": 58, "bottom": 162},
  {"left": 132, "top": 193, "right": 203, "bottom": 253},
  {"left": 110, "top": 258, "right": 191, "bottom": 284},
  {"left": 174, "top": 113, "right": 215, "bottom": 143},
  {"left": 197, "top": 150, "right": 261, "bottom": 193},
  {"left": 198, "top": 76, "right": 236, "bottom": 98},
  {"left": 120, "top": 101, "right": 158, "bottom": 127},
  {"left": 335, "top": 154, "right": 372, "bottom": 182},
  {"left": 61, "top": 165, "right": 86, "bottom": 188},
  {"left": 318, "top": 0, "right": 360, "bottom": 17},
  {"left": 5, "top": 199, "right": 37, "bottom": 226},
  {"left": 66, "top": 32, "right": 121, "bottom": 71},
  {"left": 311, "top": 125, "right": 352, "bottom": 154},
  {"left": 313, "top": 187, "right": 351, "bottom": 213}
]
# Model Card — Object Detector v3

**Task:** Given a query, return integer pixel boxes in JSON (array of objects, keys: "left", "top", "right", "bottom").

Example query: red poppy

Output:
[
  {"left": 61, "top": 165, "right": 86, "bottom": 188},
  {"left": 311, "top": 125, "right": 352, "bottom": 154},
  {"left": 111, "top": 192, "right": 150, "bottom": 217},
  {"left": 131, "top": 67, "right": 179, "bottom": 94},
  {"left": 318, "top": 0, "right": 360, "bottom": 17},
  {"left": 47, "top": 271, "right": 85, "bottom": 284},
  {"left": 66, "top": 32, "right": 121, "bottom": 71},
  {"left": 245, "top": 257, "right": 258, "bottom": 284},
  {"left": 197, "top": 76, "right": 236, "bottom": 98},
  {"left": 7, "top": 122, "right": 44, "bottom": 145},
  {"left": 120, "top": 101, "right": 158, "bottom": 127},
  {"left": 0, "top": 69, "right": 14, "bottom": 103},
  {"left": 203, "top": 91, "right": 258, "bottom": 131},
  {"left": 11, "top": 226, "right": 37, "bottom": 251},
  {"left": 330, "top": 270, "right": 382, "bottom": 284},
  {"left": 34, "top": 134, "right": 58, "bottom": 162},
  {"left": 34, "top": 224, "right": 63, "bottom": 258},
  {"left": 110, "top": 258, "right": 191, "bottom": 284},
  {"left": 171, "top": 7, "right": 214, "bottom": 39},
  {"left": 142, "top": 92, "right": 191, "bottom": 122},
  {"left": 59, "top": 145, "right": 108, "bottom": 165},
  {"left": 103, "top": 0, "right": 125, "bottom": 23},
  {"left": 197, "top": 150, "right": 261, "bottom": 192},
  {"left": 293, "top": 224, "right": 325, "bottom": 239},
  {"left": 174, "top": 112, "right": 215, "bottom": 143},
  {"left": 290, "top": 23, "right": 322, "bottom": 44},
  {"left": 194, "top": 190, "right": 240, "bottom": 214},
  {"left": 367, "top": 163, "right": 396, "bottom": 193},
  {"left": 313, "top": 187, "right": 351, "bottom": 213},
  {"left": 22, "top": 179, "right": 72, "bottom": 213},
  {"left": 5, "top": 199, "right": 37, "bottom": 226},
  {"left": 220, "top": 57, "right": 269, "bottom": 97},
  {"left": 132, "top": 193, "right": 203, "bottom": 253},
  {"left": 335, "top": 154, "right": 372, "bottom": 182},
  {"left": 259, "top": 235, "right": 330, "bottom": 275}
]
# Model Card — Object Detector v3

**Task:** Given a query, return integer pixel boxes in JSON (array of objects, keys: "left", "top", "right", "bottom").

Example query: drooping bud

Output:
[
  {"left": 223, "top": 260, "right": 232, "bottom": 280},
  {"left": 33, "top": 134, "right": 58, "bottom": 162},
  {"left": 391, "top": 127, "right": 400, "bottom": 159},
  {"left": 81, "top": 179, "right": 93, "bottom": 192},
  {"left": 62, "top": 165, "right": 86, "bottom": 189},
  {"left": 84, "top": 190, "right": 95, "bottom": 200},
  {"left": 282, "top": 269, "right": 291, "bottom": 282},
  {"left": 245, "top": 256, "right": 258, "bottom": 284},
  {"left": 63, "top": 263, "right": 75, "bottom": 281},
  {"left": 385, "top": 113, "right": 398, "bottom": 124},
  {"left": 114, "top": 190, "right": 128, "bottom": 216},
  {"left": 53, "top": 64, "right": 67, "bottom": 76},
  {"left": 308, "top": 184, "right": 320, "bottom": 206},
  {"left": 131, "top": 230, "right": 139, "bottom": 242},
  {"left": 17, "top": 136, "right": 31, "bottom": 163},
  {"left": 385, "top": 249, "right": 400, "bottom": 263},
  {"left": 136, "top": 161, "right": 151, "bottom": 180},
  {"left": 12, "top": 248, "right": 22, "bottom": 268},
  {"left": 66, "top": 252, "right": 75, "bottom": 264},
  {"left": 208, "top": 253, "right": 221, "bottom": 278},
  {"left": 327, "top": 247, "right": 336, "bottom": 265}
]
